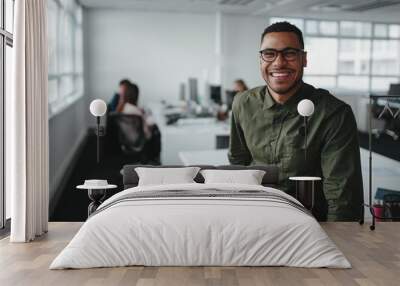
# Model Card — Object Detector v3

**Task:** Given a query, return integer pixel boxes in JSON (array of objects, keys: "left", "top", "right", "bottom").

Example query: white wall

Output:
[
  {"left": 86, "top": 9, "right": 216, "bottom": 105},
  {"left": 222, "top": 14, "right": 267, "bottom": 90},
  {"left": 85, "top": 9, "right": 270, "bottom": 105}
]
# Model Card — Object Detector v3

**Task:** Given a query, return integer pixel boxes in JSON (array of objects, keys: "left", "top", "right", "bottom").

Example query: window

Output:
[
  {"left": 389, "top": 25, "right": 400, "bottom": 38},
  {"left": 48, "top": 0, "right": 83, "bottom": 117},
  {"left": 305, "top": 37, "right": 338, "bottom": 75},
  {"left": 374, "top": 24, "right": 388, "bottom": 38},
  {"left": 338, "top": 39, "right": 371, "bottom": 75},
  {"left": 319, "top": 21, "right": 338, "bottom": 36},
  {"left": 48, "top": 0, "right": 58, "bottom": 75},
  {"left": 1, "top": 0, "right": 14, "bottom": 229},
  {"left": 270, "top": 17, "right": 400, "bottom": 93},
  {"left": 5, "top": 0, "right": 13, "bottom": 33},
  {"left": 338, "top": 76, "right": 369, "bottom": 92},
  {"left": 371, "top": 77, "right": 399, "bottom": 92},
  {"left": 5, "top": 44, "right": 11, "bottom": 220},
  {"left": 340, "top": 21, "right": 371, "bottom": 37},
  {"left": 303, "top": 76, "right": 336, "bottom": 89},
  {"left": 270, "top": 17, "right": 304, "bottom": 31},
  {"left": 306, "top": 20, "right": 318, "bottom": 35},
  {"left": 372, "top": 40, "right": 400, "bottom": 75}
]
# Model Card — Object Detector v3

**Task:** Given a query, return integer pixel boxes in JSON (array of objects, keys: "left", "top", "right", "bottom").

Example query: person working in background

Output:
[
  {"left": 108, "top": 79, "right": 132, "bottom": 112},
  {"left": 116, "top": 82, "right": 153, "bottom": 139},
  {"left": 108, "top": 82, "right": 161, "bottom": 164},
  {"left": 226, "top": 79, "right": 249, "bottom": 111},
  {"left": 228, "top": 21, "right": 363, "bottom": 221},
  {"left": 233, "top": 79, "right": 248, "bottom": 93}
]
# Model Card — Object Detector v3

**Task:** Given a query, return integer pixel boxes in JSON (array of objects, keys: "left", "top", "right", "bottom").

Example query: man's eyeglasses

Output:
[{"left": 259, "top": 47, "right": 304, "bottom": 62}]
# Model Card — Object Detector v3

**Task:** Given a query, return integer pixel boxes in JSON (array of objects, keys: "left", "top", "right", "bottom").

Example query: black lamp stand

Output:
[
  {"left": 96, "top": 116, "right": 100, "bottom": 163},
  {"left": 304, "top": 116, "right": 308, "bottom": 164},
  {"left": 94, "top": 116, "right": 106, "bottom": 164},
  {"left": 299, "top": 116, "right": 309, "bottom": 168}
]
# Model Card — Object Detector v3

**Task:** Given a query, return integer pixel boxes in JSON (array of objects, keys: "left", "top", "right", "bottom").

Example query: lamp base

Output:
[
  {"left": 289, "top": 176, "right": 322, "bottom": 216},
  {"left": 296, "top": 180, "right": 318, "bottom": 209}
]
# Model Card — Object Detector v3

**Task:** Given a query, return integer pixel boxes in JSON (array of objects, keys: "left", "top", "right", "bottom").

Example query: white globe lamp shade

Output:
[
  {"left": 90, "top": 99, "right": 107, "bottom": 117},
  {"left": 297, "top": 99, "right": 314, "bottom": 117}
]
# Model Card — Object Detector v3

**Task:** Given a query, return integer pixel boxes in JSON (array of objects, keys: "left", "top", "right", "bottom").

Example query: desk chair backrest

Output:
[
  {"left": 388, "top": 84, "right": 400, "bottom": 95},
  {"left": 110, "top": 114, "right": 146, "bottom": 154}
]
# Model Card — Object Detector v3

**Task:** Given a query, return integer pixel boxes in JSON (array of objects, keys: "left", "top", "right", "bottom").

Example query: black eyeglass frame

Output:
[{"left": 259, "top": 47, "right": 305, "bottom": 62}]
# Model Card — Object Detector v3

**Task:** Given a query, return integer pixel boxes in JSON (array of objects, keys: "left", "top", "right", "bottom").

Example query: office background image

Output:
[{"left": 2, "top": 0, "right": 399, "bottom": 223}]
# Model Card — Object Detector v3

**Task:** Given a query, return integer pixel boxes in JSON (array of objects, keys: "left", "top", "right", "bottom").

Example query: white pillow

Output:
[
  {"left": 135, "top": 167, "right": 201, "bottom": 186},
  {"left": 200, "top": 169, "right": 266, "bottom": 185}
]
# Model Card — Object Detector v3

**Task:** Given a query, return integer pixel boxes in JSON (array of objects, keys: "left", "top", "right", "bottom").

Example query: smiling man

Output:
[{"left": 228, "top": 22, "right": 364, "bottom": 221}]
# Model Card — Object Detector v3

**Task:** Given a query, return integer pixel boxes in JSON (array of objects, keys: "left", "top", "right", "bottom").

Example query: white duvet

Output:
[{"left": 50, "top": 183, "right": 351, "bottom": 269}]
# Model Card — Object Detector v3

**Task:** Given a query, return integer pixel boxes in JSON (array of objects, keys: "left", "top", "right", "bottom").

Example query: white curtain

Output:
[{"left": 7, "top": 0, "right": 49, "bottom": 242}]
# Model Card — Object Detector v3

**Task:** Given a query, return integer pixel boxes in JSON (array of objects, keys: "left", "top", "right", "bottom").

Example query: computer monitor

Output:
[
  {"left": 388, "top": 83, "right": 400, "bottom": 95},
  {"left": 179, "top": 82, "right": 186, "bottom": 101},
  {"left": 225, "top": 90, "right": 236, "bottom": 110},
  {"left": 188, "top": 78, "right": 199, "bottom": 104},
  {"left": 210, "top": 85, "right": 222, "bottom": 104}
]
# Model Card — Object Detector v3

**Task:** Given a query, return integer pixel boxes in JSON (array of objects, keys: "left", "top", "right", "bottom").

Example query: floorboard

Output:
[{"left": 1, "top": 222, "right": 399, "bottom": 286}]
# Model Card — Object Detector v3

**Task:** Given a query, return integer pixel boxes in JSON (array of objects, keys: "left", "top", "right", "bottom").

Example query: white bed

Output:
[{"left": 50, "top": 183, "right": 350, "bottom": 269}]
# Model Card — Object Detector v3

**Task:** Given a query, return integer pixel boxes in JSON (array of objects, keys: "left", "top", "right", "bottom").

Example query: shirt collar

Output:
[
  {"left": 262, "top": 82, "right": 309, "bottom": 114},
  {"left": 262, "top": 86, "right": 276, "bottom": 109}
]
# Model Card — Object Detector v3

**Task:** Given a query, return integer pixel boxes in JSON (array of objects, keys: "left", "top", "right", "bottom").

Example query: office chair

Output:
[
  {"left": 371, "top": 83, "right": 400, "bottom": 141},
  {"left": 108, "top": 113, "right": 162, "bottom": 165},
  {"left": 106, "top": 113, "right": 148, "bottom": 163},
  {"left": 114, "top": 114, "right": 146, "bottom": 154},
  {"left": 385, "top": 84, "right": 400, "bottom": 140},
  {"left": 225, "top": 90, "right": 236, "bottom": 110},
  {"left": 388, "top": 83, "right": 400, "bottom": 95}
]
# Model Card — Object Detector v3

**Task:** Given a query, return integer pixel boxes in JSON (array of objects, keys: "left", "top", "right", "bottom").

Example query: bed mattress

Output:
[{"left": 50, "top": 183, "right": 350, "bottom": 269}]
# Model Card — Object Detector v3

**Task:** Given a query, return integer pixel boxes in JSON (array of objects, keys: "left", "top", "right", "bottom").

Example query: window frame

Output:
[
  {"left": 48, "top": 0, "right": 83, "bottom": 118},
  {"left": 270, "top": 17, "right": 400, "bottom": 93},
  {"left": 1, "top": 0, "right": 14, "bottom": 230}
]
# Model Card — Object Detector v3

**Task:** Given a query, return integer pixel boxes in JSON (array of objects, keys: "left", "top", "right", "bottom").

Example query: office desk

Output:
[
  {"left": 161, "top": 119, "right": 230, "bottom": 164},
  {"left": 179, "top": 149, "right": 229, "bottom": 166},
  {"left": 147, "top": 102, "right": 230, "bottom": 164}
]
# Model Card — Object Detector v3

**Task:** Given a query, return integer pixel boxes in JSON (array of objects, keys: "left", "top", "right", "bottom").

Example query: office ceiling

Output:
[{"left": 79, "top": 0, "right": 400, "bottom": 22}]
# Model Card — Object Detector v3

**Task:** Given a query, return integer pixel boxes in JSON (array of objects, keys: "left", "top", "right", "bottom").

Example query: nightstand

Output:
[
  {"left": 289, "top": 176, "right": 321, "bottom": 211},
  {"left": 77, "top": 183, "right": 117, "bottom": 217}
]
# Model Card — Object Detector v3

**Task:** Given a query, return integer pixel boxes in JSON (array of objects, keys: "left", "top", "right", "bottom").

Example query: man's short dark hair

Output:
[
  {"left": 119, "top": 79, "right": 131, "bottom": 86},
  {"left": 261, "top": 21, "right": 304, "bottom": 49}
]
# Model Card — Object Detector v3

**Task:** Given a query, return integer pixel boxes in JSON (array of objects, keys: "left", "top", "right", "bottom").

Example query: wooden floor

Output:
[{"left": 0, "top": 222, "right": 399, "bottom": 286}]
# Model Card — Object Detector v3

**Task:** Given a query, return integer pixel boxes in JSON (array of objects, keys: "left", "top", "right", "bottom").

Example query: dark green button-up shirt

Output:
[{"left": 228, "top": 82, "right": 364, "bottom": 221}]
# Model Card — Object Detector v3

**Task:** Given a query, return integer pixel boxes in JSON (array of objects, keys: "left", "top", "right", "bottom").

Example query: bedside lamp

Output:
[
  {"left": 297, "top": 99, "right": 314, "bottom": 163},
  {"left": 89, "top": 99, "right": 107, "bottom": 163},
  {"left": 292, "top": 99, "right": 319, "bottom": 212}
]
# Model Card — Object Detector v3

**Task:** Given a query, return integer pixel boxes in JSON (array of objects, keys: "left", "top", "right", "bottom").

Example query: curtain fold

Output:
[{"left": 9, "top": 0, "right": 49, "bottom": 242}]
